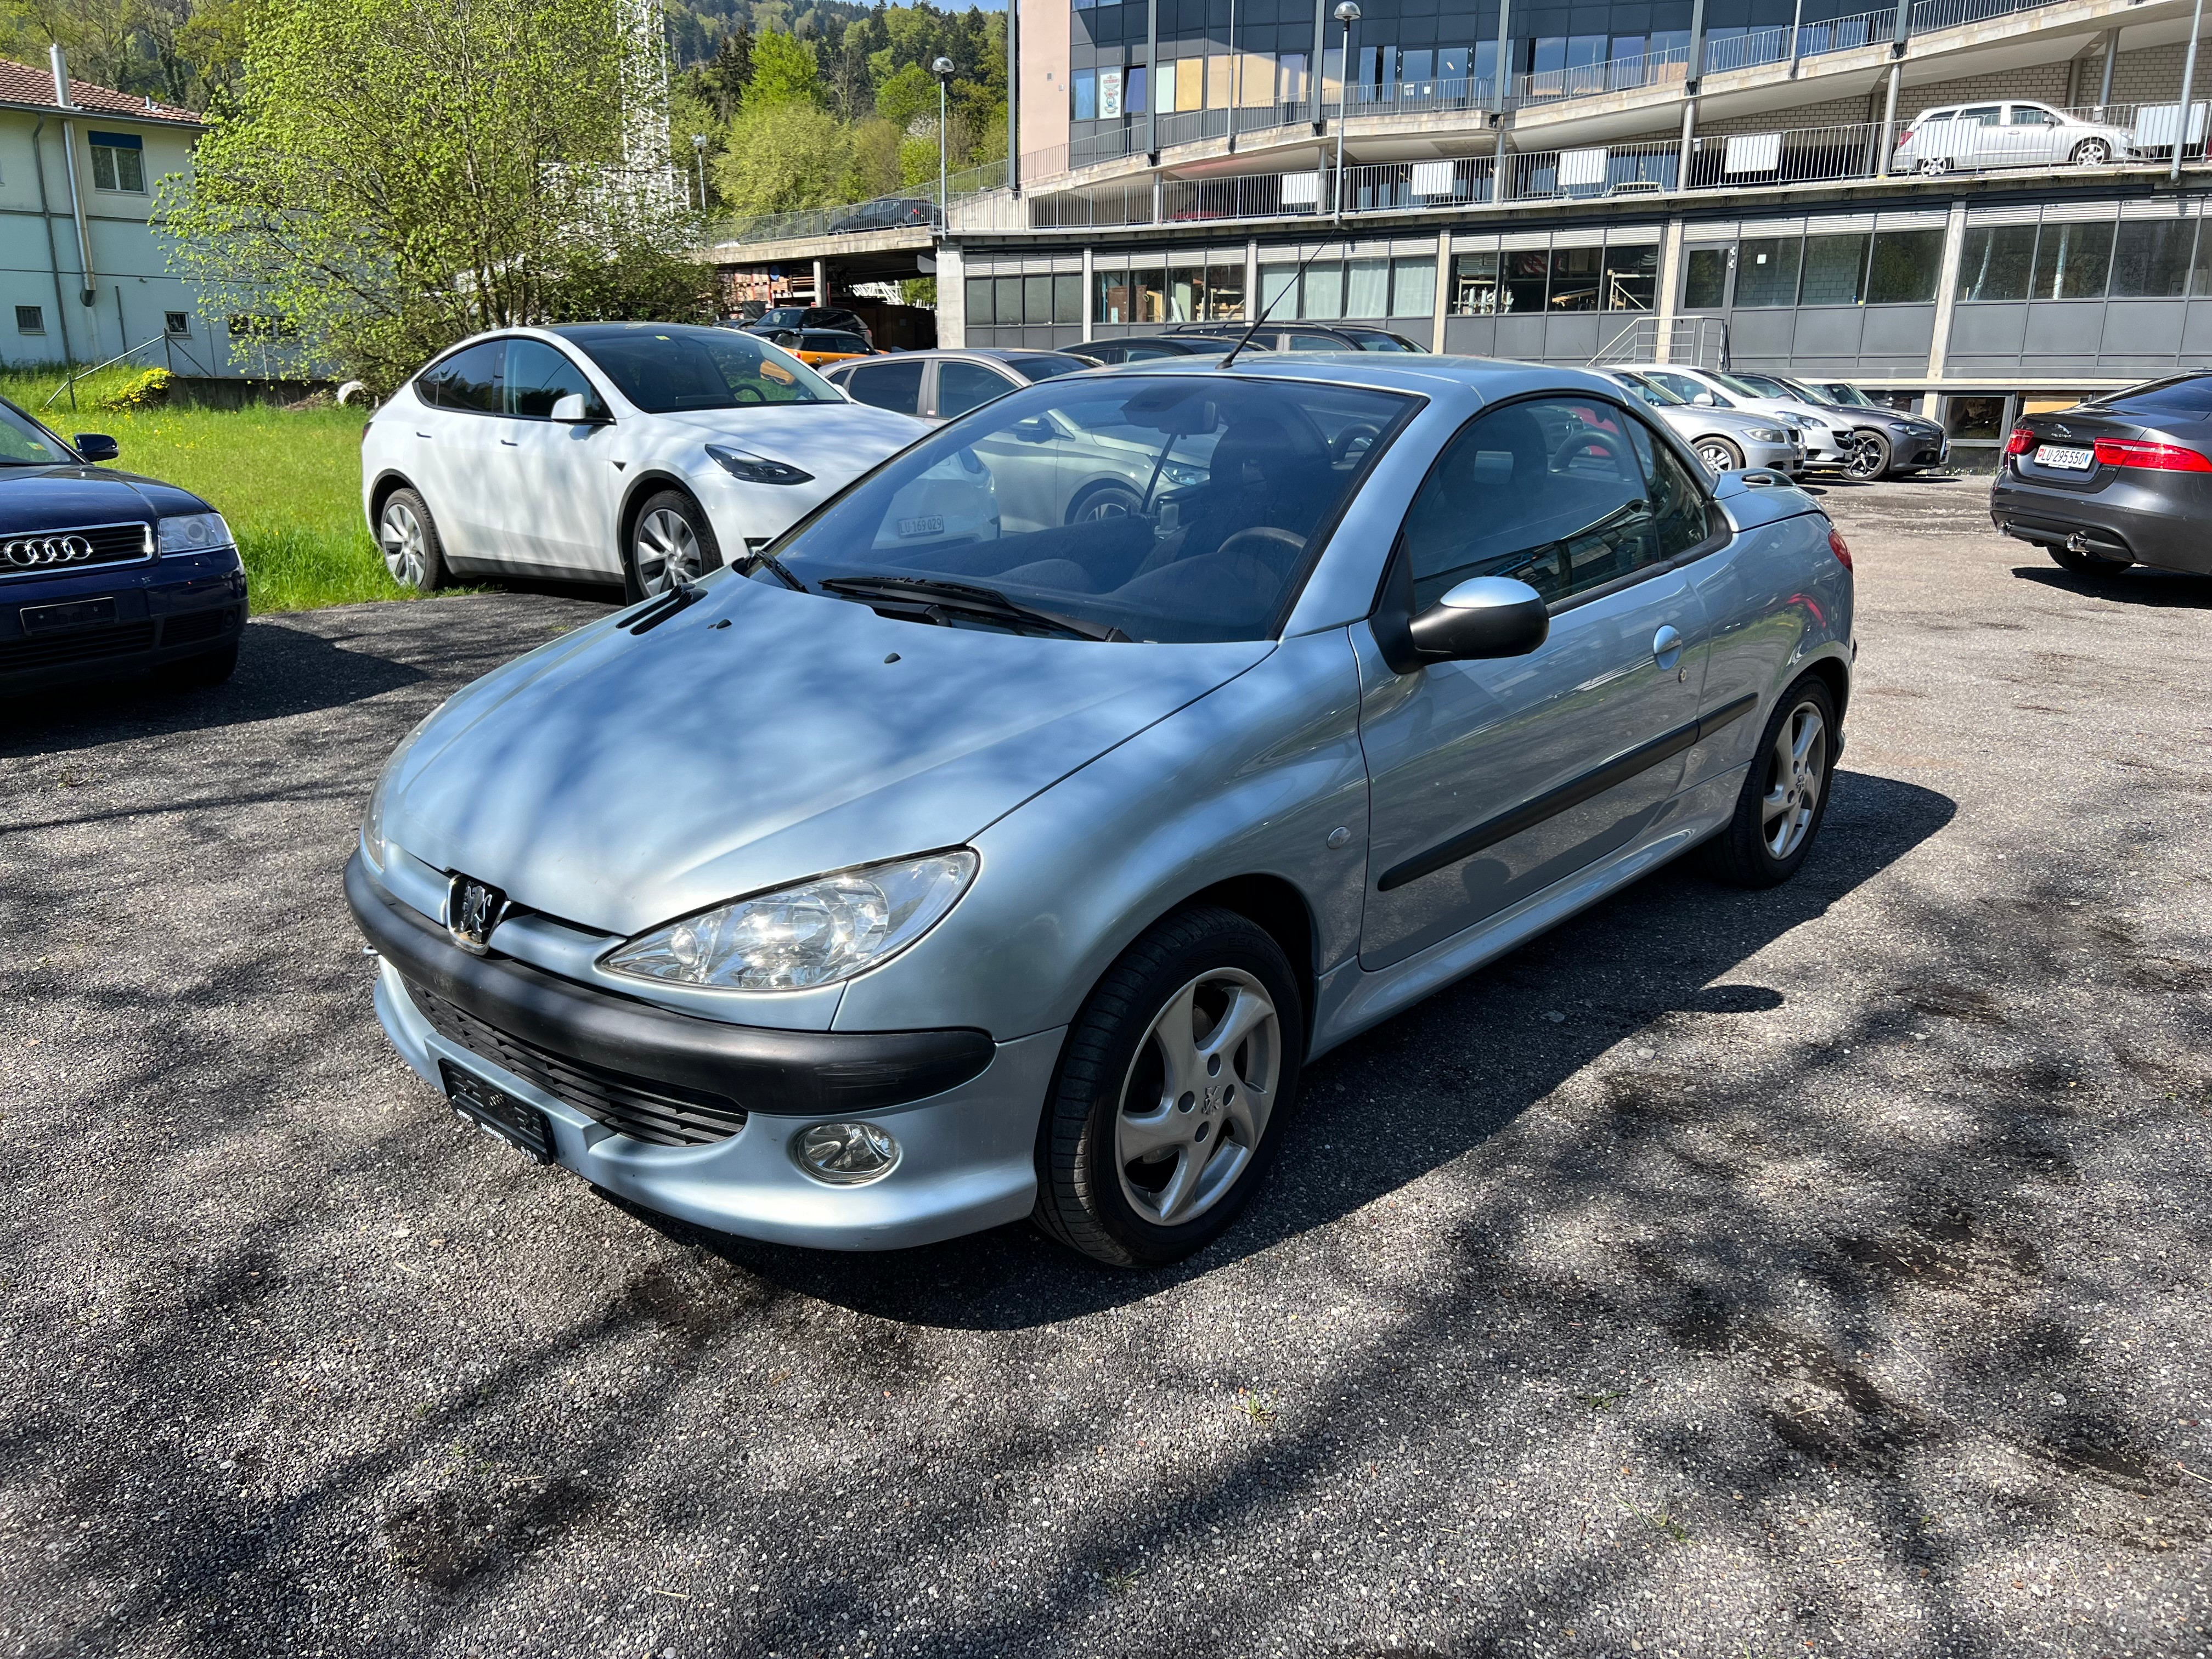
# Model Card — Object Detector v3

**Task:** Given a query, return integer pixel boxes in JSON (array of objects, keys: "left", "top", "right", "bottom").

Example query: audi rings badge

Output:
[{"left": 1, "top": 535, "right": 95, "bottom": 569}]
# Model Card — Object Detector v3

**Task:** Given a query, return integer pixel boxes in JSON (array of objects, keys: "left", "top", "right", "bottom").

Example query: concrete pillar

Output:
[
  {"left": 938, "top": 244, "right": 966, "bottom": 347},
  {"left": 1677, "top": 97, "right": 1697, "bottom": 194},
  {"left": 1922, "top": 196, "right": 1967, "bottom": 415},
  {"left": 1875, "top": 63, "right": 1901, "bottom": 178},
  {"left": 1082, "top": 245, "right": 1097, "bottom": 342},
  {"left": 1432, "top": 238, "right": 1451, "bottom": 351},
  {"left": 1654, "top": 216, "right": 1685, "bottom": 362},
  {"left": 811, "top": 256, "right": 827, "bottom": 304},
  {"left": 1246, "top": 238, "right": 1260, "bottom": 323}
]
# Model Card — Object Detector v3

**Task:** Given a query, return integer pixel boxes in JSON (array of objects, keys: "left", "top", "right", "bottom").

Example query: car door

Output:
[
  {"left": 492, "top": 337, "right": 620, "bottom": 576},
  {"left": 1956, "top": 104, "right": 2003, "bottom": 167},
  {"left": 1356, "top": 393, "right": 1718, "bottom": 969},
  {"left": 406, "top": 339, "right": 505, "bottom": 561},
  {"left": 932, "top": 358, "right": 1024, "bottom": 421}
]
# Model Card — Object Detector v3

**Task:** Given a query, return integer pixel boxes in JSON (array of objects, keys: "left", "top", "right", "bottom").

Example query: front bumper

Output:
[
  {"left": 1991, "top": 468, "right": 2212, "bottom": 575},
  {"left": 1744, "top": 437, "right": 1800, "bottom": 474},
  {"left": 347, "top": 850, "right": 1055, "bottom": 1249},
  {"left": 0, "top": 549, "right": 246, "bottom": 691}
]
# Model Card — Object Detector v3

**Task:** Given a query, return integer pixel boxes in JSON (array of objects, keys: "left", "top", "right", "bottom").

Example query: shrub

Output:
[{"left": 98, "top": 367, "right": 175, "bottom": 411}]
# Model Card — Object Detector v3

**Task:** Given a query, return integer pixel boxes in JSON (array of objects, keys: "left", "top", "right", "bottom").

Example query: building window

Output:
[
  {"left": 1682, "top": 247, "right": 1729, "bottom": 309},
  {"left": 1072, "top": 69, "right": 1097, "bottom": 121},
  {"left": 2111, "top": 218, "right": 2196, "bottom": 298},
  {"left": 1278, "top": 53, "right": 1308, "bottom": 105},
  {"left": 1451, "top": 251, "right": 1499, "bottom": 314},
  {"left": 1945, "top": 395, "right": 2009, "bottom": 441},
  {"left": 1547, "top": 246, "right": 1602, "bottom": 312},
  {"left": 1503, "top": 249, "right": 1549, "bottom": 313},
  {"left": 1391, "top": 256, "right": 1436, "bottom": 318},
  {"left": 1604, "top": 242, "right": 1658, "bottom": 311},
  {"left": 1734, "top": 237, "right": 1801, "bottom": 307},
  {"left": 967, "top": 276, "right": 994, "bottom": 325},
  {"left": 165, "top": 311, "right": 192, "bottom": 336},
  {"left": 1955, "top": 226, "right": 2035, "bottom": 301},
  {"left": 1125, "top": 65, "right": 1147, "bottom": 115},
  {"left": 1345, "top": 256, "right": 1389, "bottom": 316},
  {"left": 87, "top": 131, "right": 145, "bottom": 193},
  {"left": 1176, "top": 58, "right": 1204, "bottom": 112},
  {"left": 1798, "top": 233, "right": 1868, "bottom": 306},
  {"left": 2032, "top": 221, "right": 2113, "bottom": 300},
  {"left": 15, "top": 304, "right": 44, "bottom": 334},
  {"left": 1098, "top": 66, "right": 1123, "bottom": 119},
  {"left": 1865, "top": 229, "right": 1943, "bottom": 304}
]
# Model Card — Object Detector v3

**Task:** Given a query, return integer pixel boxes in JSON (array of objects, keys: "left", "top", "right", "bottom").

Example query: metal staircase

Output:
[{"left": 1589, "top": 316, "right": 1730, "bottom": 369}]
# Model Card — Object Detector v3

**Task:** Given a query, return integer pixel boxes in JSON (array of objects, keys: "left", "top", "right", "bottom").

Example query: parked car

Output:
[
  {"left": 0, "top": 395, "right": 245, "bottom": 695},
  {"left": 1601, "top": 369, "right": 1804, "bottom": 476},
  {"left": 1726, "top": 373, "right": 1949, "bottom": 479},
  {"left": 744, "top": 306, "right": 874, "bottom": 347},
  {"left": 1990, "top": 370, "right": 2212, "bottom": 577},
  {"left": 1616, "top": 365, "right": 1858, "bottom": 470},
  {"left": 1166, "top": 322, "right": 1432, "bottom": 353},
  {"left": 1893, "top": 100, "right": 2138, "bottom": 173},
  {"left": 361, "top": 324, "right": 928, "bottom": 600},
  {"left": 822, "top": 349, "right": 1095, "bottom": 421},
  {"left": 827, "top": 197, "right": 938, "bottom": 233},
  {"left": 347, "top": 358, "right": 1853, "bottom": 1267},
  {"left": 1067, "top": 335, "right": 1269, "bottom": 366},
  {"left": 754, "top": 328, "right": 876, "bottom": 368}
]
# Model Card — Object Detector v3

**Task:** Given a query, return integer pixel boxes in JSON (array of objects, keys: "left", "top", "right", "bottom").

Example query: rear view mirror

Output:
[
  {"left": 74, "top": 433, "right": 119, "bottom": 462},
  {"left": 1407, "top": 577, "right": 1550, "bottom": 662}
]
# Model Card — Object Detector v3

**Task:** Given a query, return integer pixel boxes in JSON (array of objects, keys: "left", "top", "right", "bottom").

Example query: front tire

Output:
[
  {"left": 2071, "top": 138, "right": 2112, "bottom": 167},
  {"left": 1701, "top": 676, "right": 1837, "bottom": 889},
  {"left": 625, "top": 490, "right": 723, "bottom": 600},
  {"left": 1694, "top": 436, "right": 1744, "bottom": 476},
  {"left": 1034, "top": 907, "right": 1303, "bottom": 1267},
  {"left": 377, "top": 488, "right": 448, "bottom": 592},
  {"left": 1846, "top": 431, "right": 1891, "bottom": 481},
  {"left": 2050, "top": 543, "right": 2130, "bottom": 577}
]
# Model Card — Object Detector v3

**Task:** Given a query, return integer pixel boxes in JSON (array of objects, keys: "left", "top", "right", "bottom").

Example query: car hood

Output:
[
  {"left": 643, "top": 402, "right": 930, "bottom": 471},
  {"left": 382, "top": 575, "right": 1271, "bottom": 937},
  {"left": 0, "top": 465, "right": 208, "bottom": 534}
]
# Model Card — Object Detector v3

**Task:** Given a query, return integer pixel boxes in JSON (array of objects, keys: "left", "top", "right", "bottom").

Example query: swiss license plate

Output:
[
  {"left": 2035, "top": 443, "right": 2095, "bottom": 471},
  {"left": 439, "top": 1060, "right": 554, "bottom": 1163}
]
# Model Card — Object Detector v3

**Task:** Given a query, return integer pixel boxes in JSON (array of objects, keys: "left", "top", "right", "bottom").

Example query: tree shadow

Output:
[
  {"left": 641, "top": 769, "right": 1958, "bottom": 1333},
  {"left": 2011, "top": 563, "right": 2212, "bottom": 608}
]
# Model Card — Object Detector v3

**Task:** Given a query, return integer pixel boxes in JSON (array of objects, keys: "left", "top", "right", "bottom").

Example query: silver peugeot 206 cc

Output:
[{"left": 346, "top": 356, "right": 1855, "bottom": 1267}]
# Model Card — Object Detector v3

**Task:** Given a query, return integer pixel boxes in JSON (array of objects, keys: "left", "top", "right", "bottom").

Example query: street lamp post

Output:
[
  {"left": 1333, "top": 0, "right": 1359, "bottom": 222},
  {"left": 691, "top": 132, "right": 708, "bottom": 211},
  {"left": 933, "top": 55, "right": 956, "bottom": 227},
  {"left": 2174, "top": 0, "right": 2205, "bottom": 183}
]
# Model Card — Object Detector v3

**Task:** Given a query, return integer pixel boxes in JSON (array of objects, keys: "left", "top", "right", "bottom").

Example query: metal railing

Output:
[{"left": 1590, "top": 316, "right": 1730, "bottom": 369}]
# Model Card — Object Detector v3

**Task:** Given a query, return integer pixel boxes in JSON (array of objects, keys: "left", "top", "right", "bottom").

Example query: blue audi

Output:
[{"left": 0, "top": 393, "right": 246, "bottom": 695}]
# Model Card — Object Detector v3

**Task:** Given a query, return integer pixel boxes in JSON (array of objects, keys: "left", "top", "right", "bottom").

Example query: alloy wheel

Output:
[
  {"left": 634, "top": 507, "right": 704, "bottom": 594},
  {"left": 1846, "top": 437, "right": 1884, "bottom": 480},
  {"left": 1695, "top": 441, "right": 1737, "bottom": 475},
  {"left": 1761, "top": 701, "right": 1827, "bottom": 859},
  {"left": 1114, "top": 968, "right": 1282, "bottom": 1228},
  {"left": 379, "top": 500, "right": 427, "bottom": 587}
]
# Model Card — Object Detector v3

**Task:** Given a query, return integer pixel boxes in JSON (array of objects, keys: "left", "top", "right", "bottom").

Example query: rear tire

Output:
[
  {"left": 1033, "top": 907, "right": 1302, "bottom": 1268},
  {"left": 2050, "top": 543, "right": 2130, "bottom": 577},
  {"left": 377, "top": 488, "right": 448, "bottom": 592},
  {"left": 625, "top": 490, "right": 723, "bottom": 601},
  {"left": 1701, "top": 676, "right": 1837, "bottom": 890},
  {"left": 2071, "top": 138, "right": 2112, "bottom": 167}
]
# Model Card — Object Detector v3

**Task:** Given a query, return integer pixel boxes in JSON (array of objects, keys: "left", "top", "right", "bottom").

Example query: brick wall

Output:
[
  {"left": 1700, "top": 95, "right": 1883, "bottom": 137},
  {"left": 2105, "top": 42, "right": 2192, "bottom": 105}
]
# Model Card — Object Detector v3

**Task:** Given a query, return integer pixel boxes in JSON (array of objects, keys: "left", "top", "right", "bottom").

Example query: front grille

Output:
[
  {"left": 0, "top": 522, "right": 150, "bottom": 579},
  {"left": 403, "top": 977, "right": 748, "bottom": 1147},
  {"left": 0, "top": 620, "right": 156, "bottom": 672},
  {"left": 163, "top": 606, "right": 235, "bottom": 646}
]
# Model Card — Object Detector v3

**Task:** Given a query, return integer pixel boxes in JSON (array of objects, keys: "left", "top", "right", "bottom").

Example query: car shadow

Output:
[
  {"left": 2012, "top": 563, "right": 2212, "bottom": 607},
  {"left": 628, "top": 768, "right": 1957, "bottom": 1331}
]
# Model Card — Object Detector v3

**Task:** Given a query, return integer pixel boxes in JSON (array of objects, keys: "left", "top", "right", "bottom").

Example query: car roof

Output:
[{"left": 1094, "top": 353, "right": 1628, "bottom": 401}]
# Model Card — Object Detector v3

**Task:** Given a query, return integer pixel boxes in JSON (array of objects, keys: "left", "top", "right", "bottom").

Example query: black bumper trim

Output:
[{"left": 345, "top": 850, "right": 995, "bottom": 1117}]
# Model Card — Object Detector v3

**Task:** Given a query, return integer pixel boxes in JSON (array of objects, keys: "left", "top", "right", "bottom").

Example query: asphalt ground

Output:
[{"left": 2, "top": 479, "right": 2209, "bottom": 1659}]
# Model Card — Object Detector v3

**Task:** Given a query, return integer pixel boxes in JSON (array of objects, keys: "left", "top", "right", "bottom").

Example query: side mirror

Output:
[
  {"left": 1692, "top": 392, "right": 1718, "bottom": 406},
  {"left": 550, "top": 393, "right": 606, "bottom": 424},
  {"left": 1407, "top": 577, "right": 1550, "bottom": 663},
  {"left": 74, "top": 433, "right": 119, "bottom": 462}
]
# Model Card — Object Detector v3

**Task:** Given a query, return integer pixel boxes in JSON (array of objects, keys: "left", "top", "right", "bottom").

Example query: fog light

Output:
[{"left": 793, "top": 1122, "right": 900, "bottom": 1186}]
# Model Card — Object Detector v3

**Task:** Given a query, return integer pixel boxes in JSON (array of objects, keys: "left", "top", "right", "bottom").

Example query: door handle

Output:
[
  {"left": 1652, "top": 625, "right": 1685, "bottom": 672},
  {"left": 415, "top": 431, "right": 433, "bottom": 439},
  {"left": 500, "top": 438, "right": 519, "bottom": 447}
]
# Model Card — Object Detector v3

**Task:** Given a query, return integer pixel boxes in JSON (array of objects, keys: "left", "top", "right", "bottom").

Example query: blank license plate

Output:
[
  {"left": 439, "top": 1060, "right": 554, "bottom": 1163},
  {"left": 2035, "top": 443, "right": 2095, "bottom": 471}
]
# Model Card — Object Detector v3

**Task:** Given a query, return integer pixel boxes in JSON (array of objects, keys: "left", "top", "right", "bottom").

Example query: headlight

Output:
[
  {"left": 362, "top": 708, "right": 441, "bottom": 871},
  {"left": 706, "top": 444, "right": 813, "bottom": 486},
  {"left": 1160, "top": 462, "right": 1207, "bottom": 488},
  {"left": 1745, "top": 427, "right": 1787, "bottom": 443},
  {"left": 602, "top": 851, "right": 978, "bottom": 991},
  {"left": 158, "top": 511, "right": 233, "bottom": 554}
]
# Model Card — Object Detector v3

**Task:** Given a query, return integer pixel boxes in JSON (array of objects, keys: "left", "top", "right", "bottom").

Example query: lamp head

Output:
[
  {"left": 1334, "top": 1, "right": 1361, "bottom": 21},
  {"left": 932, "top": 54, "right": 955, "bottom": 78}
]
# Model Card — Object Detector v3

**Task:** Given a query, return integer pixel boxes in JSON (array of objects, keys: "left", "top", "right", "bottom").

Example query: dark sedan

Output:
[
  {"left": 0, "top": 396, "right": 246, "bottom": 694},
  {"left": 1731, "top": 373, "right": 1948, "bottom": 480},
  {"left": 1068, "top": 335, "right": 1269, "bottom": 366},
  {"left": 1990, "top": 373, "right": 2212, "bottom": 577}
]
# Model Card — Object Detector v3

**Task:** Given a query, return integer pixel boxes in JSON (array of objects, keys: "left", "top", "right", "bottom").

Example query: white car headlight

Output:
[
  {"left": 159, "top": 511, "right": 233, "bottom": 554},
  {"left": 706, "top": 444, "right": 814, "bottom": 486},
  {"left": 602, "top": 851, "right": 978, "bottom": 992},
  {"left": 1746, "top": 427, "right": 1787, "bottom": 443},
  {"left": 362, "top": 708, "right": 442, "bottom": 871},
  {"left": 1780, "top": 413, "right": 1817, "bottom": 432}
]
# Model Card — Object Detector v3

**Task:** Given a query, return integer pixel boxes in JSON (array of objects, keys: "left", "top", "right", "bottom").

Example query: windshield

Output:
[
  {"left": 757, "top": 308, "right": 811, "bottom": 328},
  {"left": 1615, "top": 372, "right": 1684, "bottom": 407},
  {"left": 1820, "top": 383, "right": 1877, "bottom": 408},
  {"left": 0, "top": 399, "right": 68, "bottom": 465},
  {"left": 1008, "top": 354, "right": 1090, "bottom": 381},
  {"left": 1341, "top": 329, "right": 1423, "bottom": 352},
  {"left": 1708, "top": 370, "right": 1781, "bottom": 401},
  {"left": 562, "top": 323, "right": 838, "bottom": 411},
  {"left": 759, "top": 373, "right": 1418, "bottom": 644}
]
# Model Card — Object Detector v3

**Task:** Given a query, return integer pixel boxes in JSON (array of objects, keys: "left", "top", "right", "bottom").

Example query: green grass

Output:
[{"left": 2, "top": 364, "right": 417, "bottom": 614}]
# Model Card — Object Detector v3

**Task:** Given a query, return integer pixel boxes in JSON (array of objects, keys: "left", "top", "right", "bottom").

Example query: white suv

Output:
[
  {"left": 1616, "top": 365, "right": 1857, "bottom": 470},
  {"left": 362, "top": 324, "right": 928, "bottom": 598}
]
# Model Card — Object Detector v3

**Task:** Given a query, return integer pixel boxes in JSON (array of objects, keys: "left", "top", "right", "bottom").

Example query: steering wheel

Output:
[
  {"left": 1212, "top": 526, "right": 1308, "bottom": 566},
  {"left": 1551, "top": 427, "right": 1633, "bottom": 473},
  {"left": 732, "top": 385, "right": 767, "bottom": 404},
  {"left": 1330, "top": 422, "right": 1384, "bottom": 466}
]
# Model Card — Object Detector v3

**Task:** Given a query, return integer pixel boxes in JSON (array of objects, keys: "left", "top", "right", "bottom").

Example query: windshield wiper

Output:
[
  {"left": 819, "top": 575, "right": 1126, "bottom": 641},
  {"left": 740, "top": 544, "right": 806, "bottom": 591}
]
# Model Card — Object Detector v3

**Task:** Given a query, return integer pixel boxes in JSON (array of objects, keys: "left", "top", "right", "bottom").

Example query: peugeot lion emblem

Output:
[{"left": 444, "top": 873, "right": 509, "bottom": 955}]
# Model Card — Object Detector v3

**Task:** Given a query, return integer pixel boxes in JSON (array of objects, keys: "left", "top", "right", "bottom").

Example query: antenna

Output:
[{"left": 1219, "top": 239, "right": 1338, "bottom": 370}]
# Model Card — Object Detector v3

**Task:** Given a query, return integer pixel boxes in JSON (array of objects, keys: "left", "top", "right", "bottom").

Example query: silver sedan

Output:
[
  {"left": 346, "top": 358, "right": 1855, "bottom": 1267},
  {"left": 1601, "top": 369, "right": 1804, "bottom": 476}
]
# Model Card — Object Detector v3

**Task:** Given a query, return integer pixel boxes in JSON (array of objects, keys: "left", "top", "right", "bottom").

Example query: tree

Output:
[
  {"left": 160, "top": 0, "right": 709, "bottom": 391},
  {"left": 744, "top": 26, "right": 820, "bottom": 107},
  {"left": 714, "top": 97, "right": 847, "bottom": 213}
]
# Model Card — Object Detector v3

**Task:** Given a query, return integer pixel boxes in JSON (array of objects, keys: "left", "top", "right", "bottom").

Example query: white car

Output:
[
  {"left": 1615, "top": 364, "right": 1856, "bottom": 470},
  {"left": 362, "top": 324, "right": 930, "bottom": 598},
  {"left": 1893, "top": 101, "right": 2137, "bottom": 174}
]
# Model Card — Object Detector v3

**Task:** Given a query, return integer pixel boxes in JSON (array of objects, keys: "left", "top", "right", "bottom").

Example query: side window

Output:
[
  {"left": 1398, "top": 397, "right": 1661, "bottom": 610},
  {"left": 937, "top": 360, "right": 1018, "bottom": 419},
  {"left": 1649, "top": 370, "right": 1711, "bottom": 405},
  {"left": 2009, "top": 105, "right": 2054, "bottom": 126},
  {"left": 843, "top": 359, "right": 924, "bottom": 416},
  {"left": 1626, "top": 419, "right": 1715, "bottom": 561},
  {"left": 417, "top": 340, "right": 503, "bottom": 413},
  {"left": 503, "top": 340, "right": 602, "bottom": 418},
  {"left": 1961, "top": 104, "right": 2001, "bottom": 127}
]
